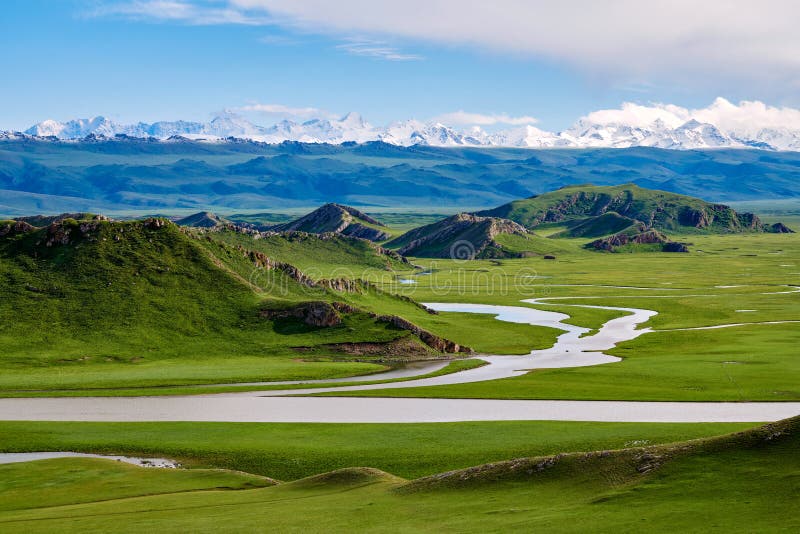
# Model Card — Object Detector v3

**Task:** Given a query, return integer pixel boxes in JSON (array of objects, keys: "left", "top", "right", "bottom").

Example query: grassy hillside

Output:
[
  {"left": 0, "top": 216, "right": 566, "bottom": 393},
  {"left": 0, "top": 418, "right": 795, "bottom": 531},
  {"left": 478, "top": 183, "right": 775, "bottom": 234},
  {"left": 0, "top": 217, "right": 435, "bottom": 391},
  {"left": 203, "top": 228, "right": 409, "bottom": 278},
  {"left": 550, "top": 211, "right": 640, "bottom": 238}
]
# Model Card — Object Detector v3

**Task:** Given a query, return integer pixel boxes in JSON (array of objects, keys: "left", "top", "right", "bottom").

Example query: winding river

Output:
[{"left": 0, "top": 295, "right": 798, "bottom": 423}]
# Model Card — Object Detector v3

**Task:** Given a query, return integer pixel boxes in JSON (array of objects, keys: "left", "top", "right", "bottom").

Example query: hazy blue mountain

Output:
[{"left": 1, "top": 138, "right": 799, "bottom": 216}]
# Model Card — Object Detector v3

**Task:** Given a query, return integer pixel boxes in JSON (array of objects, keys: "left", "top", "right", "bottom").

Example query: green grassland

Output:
[
  {"left": 0, "top": 458, "right": 273, "bottom": 512},
  {"left": 0, "top": 418, "right": 796, "bottom": 532},
  {"left": 0, "top": 204, "right": 797, "bottom": 398},
  {"left": 335, "top": 230, "right": 800, "bottom": 401},
  {"left": 0, "top": 420, "right": 754, "bottom": 482}
]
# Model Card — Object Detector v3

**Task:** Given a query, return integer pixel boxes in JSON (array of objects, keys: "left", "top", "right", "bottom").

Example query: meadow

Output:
[{"left": 0, "top": 418, "right": 795, "bottom": 532}]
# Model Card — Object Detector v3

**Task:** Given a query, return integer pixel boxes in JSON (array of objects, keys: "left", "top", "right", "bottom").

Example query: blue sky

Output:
[{"left": 2, "top": 0, "right": 798, "bottom": 131}]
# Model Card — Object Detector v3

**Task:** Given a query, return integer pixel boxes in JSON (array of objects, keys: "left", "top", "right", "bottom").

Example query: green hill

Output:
[
  {"left": 270, "top": 203, "right": 391, "bottom": 241},
  {"left": 174, "top": 211, "right": 230, "bottom": 228},
  {"left": 477, "top": 183, "right": 787, "bottom": 234},
  {"left": 550, "top": 211, "right": 641, "bottom": 238},
  {"left": 0, "top": 216, "right": 460, "bottom": 392},
  {"left": 202, "top": 229, "right": 409, "bottom": 279}
]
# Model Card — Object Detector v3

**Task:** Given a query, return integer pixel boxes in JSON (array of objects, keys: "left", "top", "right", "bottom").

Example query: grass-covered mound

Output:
[
  {"left": 0, "top": 420, "right": 751, "bottom": 482},
  {"left": 0, "top": 418, "right": 795, "bottom": 531}
]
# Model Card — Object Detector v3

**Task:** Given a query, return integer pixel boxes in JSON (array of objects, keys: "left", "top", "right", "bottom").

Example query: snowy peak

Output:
[
  {"left": 25, "top": 116, "right": 119, "bottom": 138},
  {"left": 17, "top": 98, "right": 800, "bottom": 151}
]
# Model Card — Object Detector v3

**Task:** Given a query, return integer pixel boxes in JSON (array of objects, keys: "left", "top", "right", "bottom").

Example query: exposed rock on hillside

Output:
[
  {"left": 259, "top": 301, "right": 468, "bottom": 353},
  {"left": 14, "top": 213, "right": 110, "bottom": 227},
  {"left": 374, "top": 314, "right": 471, "bottom": 353},
  {"left": 587, "top": 229, "right": 689, "bottom": 253},
  {"left": 0, "top": 220, "right": 35, "bottom": 237},
  {"left": 270, "top": 203, "right": 391, "bottom": 241},
  {"left": 386, "top": 213, "right": 529, "bottom": 259},
  {"left": 769, "top": 222, "right": 795, "bottom": 233},
  {"left": 260, "top": 301, "right": 344, "bottom": 327}
]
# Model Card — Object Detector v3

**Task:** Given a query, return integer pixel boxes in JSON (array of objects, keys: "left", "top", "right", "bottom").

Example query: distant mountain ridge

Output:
[
  {"left": 2, "top": 140, "right": 800, "bottom": 217},
  {"left": 14, "top": 98, "right": 800, "bottom": 151}
]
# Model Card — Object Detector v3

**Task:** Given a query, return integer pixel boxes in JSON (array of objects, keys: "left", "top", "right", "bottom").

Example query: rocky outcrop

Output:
[
  {"left": 143, "top": 217, "right": 169, "bottom": 230},
  {"left": 587, "top": 229, "right": 689, "bottom": 253},
  {"left": 260, "top": 301, "right": 344, "bottom": 327},
  {"left": 14, "top": 213, "right": 110, "bottom": 227},
  {"left": 0, "top": 220, "right": 35, "bottom": 237},
  {"left": 373, "top": 314, "right": 471, "bottom": 354},
  {"left": 313, "top": 337, "right": 436, "bottom": 360},
  {"left": 260, "top": 300, "right": 468, "bottom": 353},
  {"left": 769, "top": 222, "right": 794, "bottom": 233},
  {"left": 236, "top": 246, "right": 419, "bottom": 305}
]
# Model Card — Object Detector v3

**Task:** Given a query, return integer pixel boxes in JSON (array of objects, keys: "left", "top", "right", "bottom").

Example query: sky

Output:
[{"left": 2, "top": 0, "right": 800, "bottom": 132}]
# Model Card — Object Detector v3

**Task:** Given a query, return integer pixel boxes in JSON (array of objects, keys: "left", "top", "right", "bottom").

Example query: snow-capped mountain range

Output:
[{"left": 14, "top": 98, "right": 800, "bottom": 151}]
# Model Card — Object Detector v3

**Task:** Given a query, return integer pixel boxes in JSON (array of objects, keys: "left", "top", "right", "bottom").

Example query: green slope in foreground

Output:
[
  {"left": 0, "top": 418, "right": 796, "bottom": 532},
  {"left": 0, "top": 420, "right": 750, "bottom": 481}
]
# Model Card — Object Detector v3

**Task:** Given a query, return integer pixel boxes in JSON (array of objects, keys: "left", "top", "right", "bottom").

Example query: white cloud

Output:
[
  {"left": 692, "top": 98, "right": 800, "bottom": 134},
  {"left": 577, "top": 98, "right": 800, "bottom": 136},
  {"left": 581, "top": 102, "right": 690, "bottom": 129},
  {"left": 434, "top": 111, "right": 538, "bottom": 126},
  {"left": 92, "top": 1, "right": 800, "bottom": 90},
  {"left": 336, "top": 39, "right": 422, "bottom": 61},
  {"left": 226, "top": 0, "right": 800, "bottom": 87}
]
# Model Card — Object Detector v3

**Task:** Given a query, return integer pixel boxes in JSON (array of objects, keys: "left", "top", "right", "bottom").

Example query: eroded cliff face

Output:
[
  {"left": 259, "top": 301, "right": 470, "bottom": 354},
  {"left": 587, "top": 229, "right": 689, "bottom": 253},
  {"left": 391, "top": 213, "right": 529, "bottom": 259}
]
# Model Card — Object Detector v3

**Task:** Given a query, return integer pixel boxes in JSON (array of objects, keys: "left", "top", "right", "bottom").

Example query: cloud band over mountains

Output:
[{"left": 94, "top": 0, "right": 800, "bottom": 90}]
